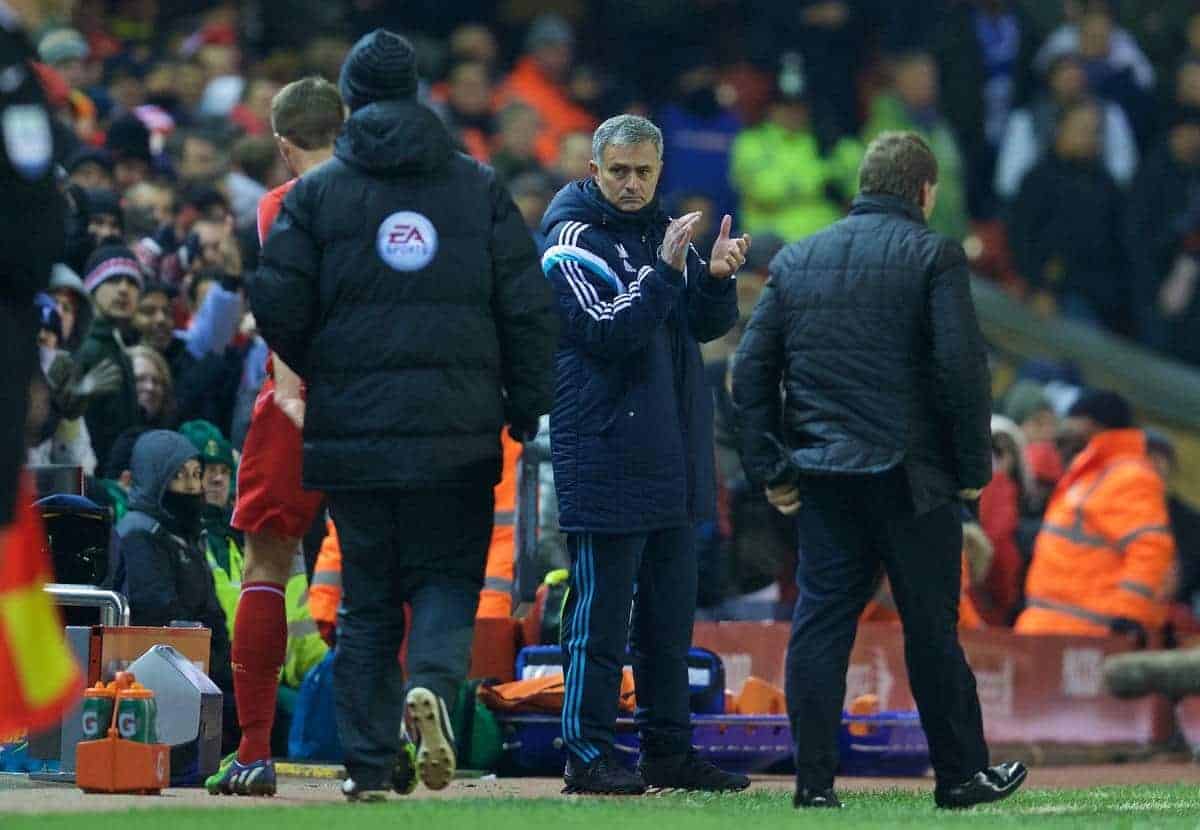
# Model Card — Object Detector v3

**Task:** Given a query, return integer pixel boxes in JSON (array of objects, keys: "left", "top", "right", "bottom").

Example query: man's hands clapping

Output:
[{"left": 661, "top": 211, "right": 702, "bottom": 271}]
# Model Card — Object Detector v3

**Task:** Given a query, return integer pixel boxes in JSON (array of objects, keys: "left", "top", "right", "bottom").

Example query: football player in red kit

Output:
[{"left": 207, "top": 76, "right": 345, "bottom": 796}]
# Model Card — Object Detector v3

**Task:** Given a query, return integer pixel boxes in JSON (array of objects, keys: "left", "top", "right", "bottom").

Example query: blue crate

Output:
[{"left": 837, "top": 711, "right": 930, "bottom": 777}]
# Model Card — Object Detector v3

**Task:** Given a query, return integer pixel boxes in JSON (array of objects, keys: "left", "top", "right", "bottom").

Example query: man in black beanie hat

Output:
[
  {"left": 76, "top": 244, "right": 142, "bottom": 469},
  {"left": 104, "top": 113, "right": 153, "bottom": 191},
  {"left": 249, "top": 29, "right": 557, "bottom": 801}
]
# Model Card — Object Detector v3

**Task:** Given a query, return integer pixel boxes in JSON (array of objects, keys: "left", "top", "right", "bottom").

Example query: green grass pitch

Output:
[{"left": 5, "top": 786, "right": 1200, "bottom": 829}]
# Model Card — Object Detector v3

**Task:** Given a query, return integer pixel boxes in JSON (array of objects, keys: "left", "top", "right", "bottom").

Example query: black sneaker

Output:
[
  {"left": 563, "top": 755, "right": 647, "bottom": 795},
  {"left": 637, "top": 749, "right": 751, "bottom": 792},
  {"left": 935, "top": 761, "right": 1028, "bottom": 809},
  {"left": 794, "top": 787, "right": 842, "bottom": 808}
]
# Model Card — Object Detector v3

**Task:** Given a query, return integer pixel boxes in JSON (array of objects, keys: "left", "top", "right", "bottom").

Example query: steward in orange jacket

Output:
[
  {"left": 1016, "top": 392, "right": 1175, "bottom": 638},
  {"left": 495, "top": 18, "right": 597, "bottom": 167}
]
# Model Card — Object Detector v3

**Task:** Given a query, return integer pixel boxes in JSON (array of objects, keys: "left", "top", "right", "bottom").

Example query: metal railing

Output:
[{"left": 43, "top": 583, "right": 130, "bottom": 626}]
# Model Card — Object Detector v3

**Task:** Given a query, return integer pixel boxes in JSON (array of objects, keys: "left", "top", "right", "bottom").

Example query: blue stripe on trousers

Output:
[{"left": 564, "top": 533, "right": 598, "bottom": 762}]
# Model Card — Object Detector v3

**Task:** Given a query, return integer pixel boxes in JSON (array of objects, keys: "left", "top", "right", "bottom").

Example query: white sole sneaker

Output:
[
  {"left": 342, "top": 778, "right": 388, "bottom": 802},
  {"left": 405, "top": 687, "right": 456, "bottom": 791}
]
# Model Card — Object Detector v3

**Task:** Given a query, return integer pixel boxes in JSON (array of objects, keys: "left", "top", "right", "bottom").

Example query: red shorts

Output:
[{"left": 231, "top": 376, "right": 324, "bottom": 539}]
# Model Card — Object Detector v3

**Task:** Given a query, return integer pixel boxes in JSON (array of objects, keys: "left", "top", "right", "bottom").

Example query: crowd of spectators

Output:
[
  {"left": 16, "top": 1, "right": 1200, "bottom": 645},
  {"left": 23, "top": 1, "right": 1200, "bottom": 368}
]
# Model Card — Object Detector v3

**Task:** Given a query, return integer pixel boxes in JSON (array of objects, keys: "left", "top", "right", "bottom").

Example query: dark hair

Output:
[
  {"left": 141, "top": 280, "right": 177, "bottom": 301},
  {"left": 271, "top": 76, "right": 344, "bottom": 151},
  {"left": 177, "top": 185, "right": 229, "bottom": 217},
  {"left": 858, "top": 131, "right": 938, "bottom": 206},
  {"left": 231, "top": 135, "right": 277, "bottom": 183}
]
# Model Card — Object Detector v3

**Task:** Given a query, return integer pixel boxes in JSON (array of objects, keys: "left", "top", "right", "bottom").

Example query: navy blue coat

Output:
[{"left": 540, "top": 180, "right": 738, "bottom": 534}]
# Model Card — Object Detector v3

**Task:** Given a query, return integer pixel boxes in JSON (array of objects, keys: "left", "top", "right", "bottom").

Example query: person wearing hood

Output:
[
  {"left": 48, "top": 262, "right": 93, "bottom": 353},
  {"left": 248, "top": 30, "right": 556, "bottom": 801},
  {"left": 540, "top": 114, "right": 749, "bottom": 796},
  {"left": 110, "top": 430, "right": 233, "bottom": 733}
]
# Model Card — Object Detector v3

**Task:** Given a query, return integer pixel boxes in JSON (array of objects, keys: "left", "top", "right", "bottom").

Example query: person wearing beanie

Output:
[
  {"left": 67, "top": 146, "right": 115, "bottom": 191},
  {"left": 250, "top": 29, "right": 556, "bottom": 800},
  {"left": 1144, "top": 428, "right": 1200, "bottom": 613},
  {"left": 75, "top": 244, "right": 142, "bottom": 469},
  {"left": 84, "top": 188, "right": 124, "bottom": 247},
  {"left": 104, "top": 113, "right": 153, "bottom": 191},
  {"left": 1016, "top": 389, "right": 1175, "bottom": 640}
]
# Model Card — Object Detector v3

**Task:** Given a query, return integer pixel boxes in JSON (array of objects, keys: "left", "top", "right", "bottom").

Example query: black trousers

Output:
[
  {"left": 328, "top": 486, "right": 493, "bottom": 788},
  {"left": 561, "top": 528, "right": 697, "bottom": 765},
  {"left": 787, "top": 469, "right": 988, "bottom": 790}
]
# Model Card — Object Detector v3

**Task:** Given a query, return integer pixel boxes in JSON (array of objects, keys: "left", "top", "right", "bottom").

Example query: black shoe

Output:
[
  {"left": 935, "top": 761, "right": 1028, "bottom": 809},
  {"left": 638, "top": 749, "right": 751, "bottom": 792},
  {"left": 563, "top": 755, "right": 647, "bottom": 795},
  {"left": 794, "top": 787, "right": 842, "bottom": 808}
]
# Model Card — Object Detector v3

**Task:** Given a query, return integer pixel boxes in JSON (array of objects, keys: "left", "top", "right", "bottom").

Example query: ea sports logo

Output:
[{"left": 377, "top": 211, "right": 438, "bottom": 272}]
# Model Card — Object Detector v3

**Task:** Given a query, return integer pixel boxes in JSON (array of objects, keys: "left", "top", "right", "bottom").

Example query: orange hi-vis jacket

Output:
[
  {"left": 477, "top": 433, "right": 520, "bottom": 618},
  {"left": 496, "top": 57, "right": 598, "bottom": 166},
  {"left": 0, "top": 475, "right": 83, "bottom": 737},
  {"left": 1016, "top": 429, "right": 1175, "bottom": 637},
  {"left": 308, "top": 433, "right": 524, "bottom": 626}
]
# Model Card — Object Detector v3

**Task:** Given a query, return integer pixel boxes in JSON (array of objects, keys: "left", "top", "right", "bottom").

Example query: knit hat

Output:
[
  {"left": 1002, "top": 380, "right": 1052, "bottom": 426},
  {"left": 38, "top": 28, "right": 89, "bottom": 66},
  {"left": 178, "top": 419, "right": 236, "bottom": 469},
  {"left": 1067, "top": 389, "right": 1133, "bottom": 430},
  {"left": 105, "top": 113, "right": 153, "bottom": 165},
  {"left": 83, "top": 244, "right": 144, "bottom": 294},
  {"left": 339, "top": 29, "right": 419, "bottom": 112}
]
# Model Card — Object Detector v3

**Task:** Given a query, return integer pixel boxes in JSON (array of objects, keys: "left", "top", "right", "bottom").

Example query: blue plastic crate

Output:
[{"left": 837, "top": 711, "right": 930, "bottom": 777}]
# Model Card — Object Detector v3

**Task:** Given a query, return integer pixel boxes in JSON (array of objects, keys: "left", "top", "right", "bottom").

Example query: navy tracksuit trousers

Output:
[{"left": 560, "top": 527, "right": 697, "bottom": 764}]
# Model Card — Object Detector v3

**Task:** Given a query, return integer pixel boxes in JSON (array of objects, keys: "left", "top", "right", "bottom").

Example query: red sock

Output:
[{"left": 233, "top": 582, "right": 287, "bottom": 764}]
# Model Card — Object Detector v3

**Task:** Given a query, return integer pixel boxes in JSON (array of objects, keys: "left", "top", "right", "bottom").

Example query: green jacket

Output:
[
  {"left": 204, "top": 529, "right": 328, "bottom": 688},
  {"left": 730, "top": 123, "right": 862, "bottom": 243},
  {"left": 862, "top": 95, "right": 970, "bottom": 241},
  {"left": 74, "top": 316, "right": 139, "bottom": 469}
]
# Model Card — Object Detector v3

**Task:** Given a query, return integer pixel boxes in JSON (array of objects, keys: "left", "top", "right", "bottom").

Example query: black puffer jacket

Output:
[
  {"left": 249, "top": 99, "right": 557, "bottom": 490},
  {"left": 732, "top": 194, "right": 991, "bottom": 515}
]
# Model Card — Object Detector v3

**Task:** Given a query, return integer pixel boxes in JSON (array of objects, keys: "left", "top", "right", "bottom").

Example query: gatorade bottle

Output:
[
  {"left": 80, "top": 682, "right": 116, "bottom": 740},
  {"left": 115, "top": 682, "right": 158, "bottom": 744}
]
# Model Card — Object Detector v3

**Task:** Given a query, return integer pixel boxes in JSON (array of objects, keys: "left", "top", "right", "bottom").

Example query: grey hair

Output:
[{"left": 591, "top": 114, "right": 663, "bottom": 163}]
